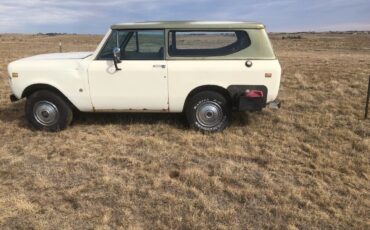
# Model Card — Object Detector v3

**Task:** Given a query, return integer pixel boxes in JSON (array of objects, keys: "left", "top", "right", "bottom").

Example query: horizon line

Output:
[{"left": 1, "top": 30, "right": 369, "bottom": 36}]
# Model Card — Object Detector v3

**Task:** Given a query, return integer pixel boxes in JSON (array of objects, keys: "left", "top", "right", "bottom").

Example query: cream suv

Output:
[{"left": 7, "top": 21, "right": 281, "bottom": 132}]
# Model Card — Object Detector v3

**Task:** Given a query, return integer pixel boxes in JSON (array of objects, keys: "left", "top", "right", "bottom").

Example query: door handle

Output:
[{"left": 153, "top": 64, "right": 166, "bottom": 69}]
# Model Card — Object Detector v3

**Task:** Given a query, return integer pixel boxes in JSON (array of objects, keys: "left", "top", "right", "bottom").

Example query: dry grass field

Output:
[{"left": 0, "top": 32, "right": 369, "bottom": 229}]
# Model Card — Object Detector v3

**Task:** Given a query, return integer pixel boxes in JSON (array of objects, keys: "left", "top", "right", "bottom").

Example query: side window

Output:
[
  {"left": 98, "top": 30, "right": 164, "bottom": 60},
  {"left": 123, "top": 30, "right": 165, "bottom": 60},
  {"left": 168, "top": 30, "right": 251, "bottom": 57},
  {"left": 125, "top": 32, "right": 138, "bottom": 52}
]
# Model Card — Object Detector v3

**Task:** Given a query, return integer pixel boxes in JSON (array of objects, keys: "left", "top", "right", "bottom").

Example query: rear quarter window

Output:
[{"left": 168, "top": 30, "right": 251, "bottom": 57}]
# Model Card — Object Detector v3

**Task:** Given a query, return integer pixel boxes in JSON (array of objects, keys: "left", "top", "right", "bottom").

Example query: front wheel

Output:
[
  {"left": 185, "top": 91, "right": 231, "bottom": 132},
  {"left": 25, "top": 90, "right": 73, "bottom": 132}
]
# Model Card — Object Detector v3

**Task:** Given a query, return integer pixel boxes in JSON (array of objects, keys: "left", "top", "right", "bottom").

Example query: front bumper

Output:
[{"left": 10, "top": 94, "right": 19, "bottom": 102}]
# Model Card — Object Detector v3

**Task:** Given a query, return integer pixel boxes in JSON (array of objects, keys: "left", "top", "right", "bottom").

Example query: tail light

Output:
[{"left": 244, "top": 90, "right": 264, "bottom": 98}]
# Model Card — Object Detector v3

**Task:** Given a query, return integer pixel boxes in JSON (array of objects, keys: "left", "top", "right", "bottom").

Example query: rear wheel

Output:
[
  {"left": 186, "top": 91, "right": 231, "bottom": 132},
  {"left": 25, "top": 90, "right": 73, "bottom": 132}
]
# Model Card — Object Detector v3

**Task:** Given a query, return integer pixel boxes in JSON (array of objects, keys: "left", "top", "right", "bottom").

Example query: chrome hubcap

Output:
[
  {"left": 196, "top": 101, "right": 223, "bottom": 127},
  {"left": 33, "top": 101, "right": 59, "bottom": 126}
]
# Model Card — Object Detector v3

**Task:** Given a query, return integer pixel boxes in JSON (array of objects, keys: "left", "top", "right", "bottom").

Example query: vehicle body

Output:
[{"left": 7, "top": 21, "right": 281, "bottom": 132}]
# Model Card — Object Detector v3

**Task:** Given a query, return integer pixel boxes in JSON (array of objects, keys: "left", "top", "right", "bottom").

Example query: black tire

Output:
[
  {"left": 185, "top": 91, "right": 231, "bottom": 132},
  {"left": 25, "top": 90, "right": 73, "bottom": 132}
]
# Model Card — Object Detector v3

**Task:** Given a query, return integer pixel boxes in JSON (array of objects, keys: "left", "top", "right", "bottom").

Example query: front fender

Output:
[{"left": 8, "top": 59, "right": 94, "bottom": 111}]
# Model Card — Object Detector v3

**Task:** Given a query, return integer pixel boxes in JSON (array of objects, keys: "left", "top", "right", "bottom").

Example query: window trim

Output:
[
  {"left": 167, "top": 30, "right": 251, "bottom": 58},
  {"left": 96, "top": 29, "right": 166, "bottom": 61}
]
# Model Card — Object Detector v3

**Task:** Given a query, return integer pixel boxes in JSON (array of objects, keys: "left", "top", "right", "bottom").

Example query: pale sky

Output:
[{"left": 0, "top": 0, "right": 369, "bottom": 34}]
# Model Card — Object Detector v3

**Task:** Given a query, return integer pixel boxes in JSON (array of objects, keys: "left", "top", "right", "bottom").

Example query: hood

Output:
[
  {"left": 7, "top": 52, "right": 94, "bottom": 78},
  {"left": 20, "top": 52, "right": 93, "bottom": 61}
]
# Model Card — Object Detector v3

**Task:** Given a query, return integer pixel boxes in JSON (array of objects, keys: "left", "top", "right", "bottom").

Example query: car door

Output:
[{"left": 88, "top": 30, "right": 168, "bottom": 111}]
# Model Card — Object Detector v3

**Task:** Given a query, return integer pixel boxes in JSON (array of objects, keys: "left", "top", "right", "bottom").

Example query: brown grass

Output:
[{"left": 0, "top": 33, "right": 369, "bottom": 229}]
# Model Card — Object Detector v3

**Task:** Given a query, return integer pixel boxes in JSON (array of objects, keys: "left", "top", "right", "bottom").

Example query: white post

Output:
[{"left": 59, "top": 40, "right": 62, "bottom": 53}]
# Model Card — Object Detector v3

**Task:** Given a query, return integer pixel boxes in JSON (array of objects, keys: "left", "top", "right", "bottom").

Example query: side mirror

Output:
[{"left": 112, "top": 47, "right": 121, "bottom": 71}]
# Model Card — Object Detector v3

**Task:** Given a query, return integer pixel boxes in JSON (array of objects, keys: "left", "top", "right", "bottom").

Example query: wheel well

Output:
[
  {"left": 183, "top": 85, "right": 232, "bottom": 112},
  {"left": 22, "top": 84, "right": 78, "bottom": 111}
]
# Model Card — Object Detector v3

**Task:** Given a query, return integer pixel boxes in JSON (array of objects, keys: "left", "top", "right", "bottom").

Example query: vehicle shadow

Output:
[
  {"left": 0, "top": 101, "right": 250, "bottom": 130},
  {"left": 0, "top": 101, "right": 28, "bottom": 127},
  {"left": 72, "top": 111, "right": 188, "bottom": 129},
  {"left": 73, "top": 111, "right": 251, "bottom": 129},
  {"left": 232, "top": 112, "right": 251, "bottom": 127}
]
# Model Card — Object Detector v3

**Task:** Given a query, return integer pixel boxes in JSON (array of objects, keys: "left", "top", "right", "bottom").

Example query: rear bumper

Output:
[
  {"left": 10, "top": 94, "right": 19, "bottom": 102},
  {"left": 237, "top": 98, "right": 281, "bottom": 111},
  {"left": 267, "top": 100, "right": 281, "bottom": 109}
]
